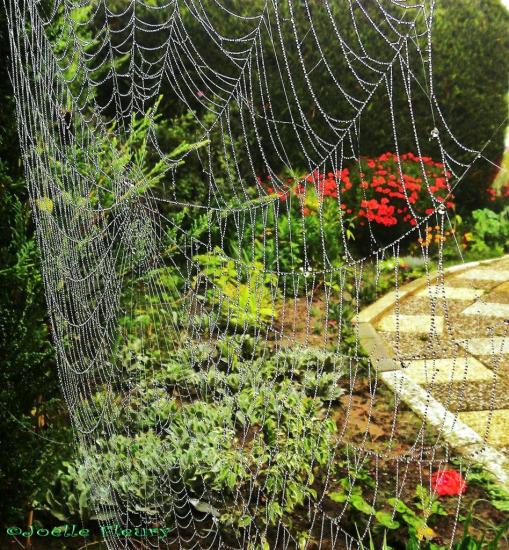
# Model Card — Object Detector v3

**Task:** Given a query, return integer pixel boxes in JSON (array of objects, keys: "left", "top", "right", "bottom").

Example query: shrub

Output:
[
  {"left": 193, "top": 248, "right": 279, "bottom": 330},
  {"left": 430, "top": 0, "right": 509, "bottom": 212},
  {"left": 48, "top": 336, "right": 342, "bottom": 538},
  {"left": 462, "top": 207, "right": 509, "bottom": 258},
  {"left": 77, "top": 1, "right": 508, "bottom": 211},
  {"left": 261, "top": 151, "right": 455, "bottom": 260}
]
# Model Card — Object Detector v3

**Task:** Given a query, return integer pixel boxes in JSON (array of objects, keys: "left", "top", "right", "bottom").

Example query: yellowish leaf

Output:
[{"left": 36, "top": 197, "right": 54, "bottom": 214}]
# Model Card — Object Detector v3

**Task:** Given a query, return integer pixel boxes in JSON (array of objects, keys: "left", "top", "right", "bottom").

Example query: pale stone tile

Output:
[
  {"left": 461, "top": 302, "right": 509, "bottom": 318},
  {"left": 458, "top": 337, "right": 509, "bottom": 356},
  {"left": 458, "top": 410, "right": 509, "bottom": 447},
  {"left": 458, "top": 269, "right": 508, "bottom": 282},
  {"left": 377, "top": 314, "right": 443, "bottom": 334},
  {"left": 416, "top": 286, "right": 484, "bottom": 301},
  {"left": 356, "top": 290, "right": 408, "bottom": 323},
  {"left": 400, "top": 357, "right": 495, "bottom": 384}
]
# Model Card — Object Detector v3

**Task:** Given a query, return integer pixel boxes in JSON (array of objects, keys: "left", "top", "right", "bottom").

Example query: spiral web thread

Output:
[{"left": 4, "top": 1, "right": 507, "bottom": 548}]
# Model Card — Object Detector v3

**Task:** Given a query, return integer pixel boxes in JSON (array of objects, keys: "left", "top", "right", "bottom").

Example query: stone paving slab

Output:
[
  {"left": 356, "top": 290, "right": 409, "bottom": 324},
  {"left": 458, "top": 269, "right": 508, "bottom": 282},
  {"left": 426, "top": 382, "right": 509, "bottom": 413},
  {"left": 400, "top": 357, "right": 495, "bottom": 385},
  {"left": 458, "top": 410, "right": 509, "bottom": 447},
  {"left": 458, "top": 337, "right": 509, "bottom": 356},
  {"left": 461, "top": 301, "right": 509, "bottom": 318},
  {"left": 486, "top": 282, "right": 509, "bottom": 305},
  {"left": 377, "top": 314, "right": 444, "bottom": 334},
  {"left": 416, "top": 286, "right": 484, "bottom": 301}
]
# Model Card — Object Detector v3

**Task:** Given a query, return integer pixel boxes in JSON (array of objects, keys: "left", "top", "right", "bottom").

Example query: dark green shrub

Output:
[
  {"left": 41, "top": 1, "right": 508, "bottom": 212},
  {"left": 0, "top": 11, "right": 73, "bottom": 527},
  {"left": 430, "top": 0, "right": 509, "bottom": 212}
]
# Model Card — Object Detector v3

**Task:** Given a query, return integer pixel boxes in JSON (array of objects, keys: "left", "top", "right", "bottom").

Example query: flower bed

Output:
[{"left": 259, "top": 152, "right": 456, "bottom": 257}]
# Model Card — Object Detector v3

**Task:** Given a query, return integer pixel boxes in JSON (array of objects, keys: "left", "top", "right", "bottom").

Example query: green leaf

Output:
[
  {"left": 387, "top": 498, "right": 414, "bottom": 516},
  {"left": 328, "top": 491, "right": 348, "bottom": 503},
  {"left": 492, "top": 499, "right": 509, "bottom": 512},
  {"left": 238, "top": 515, "right": 252, "bottom": 528},
  {"left": 375, "top": 510, "right": 400, "bottom": 530},
  {"left": 35, "top": 197, "right": 54, "bottom": 213},
  {"left": 350, "top": 494, "right": 375, "bottom": 515}
]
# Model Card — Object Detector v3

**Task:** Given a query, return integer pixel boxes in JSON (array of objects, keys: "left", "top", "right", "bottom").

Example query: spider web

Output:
[{"left": 4, "top": 1, "right": 506, "bottom": 548}]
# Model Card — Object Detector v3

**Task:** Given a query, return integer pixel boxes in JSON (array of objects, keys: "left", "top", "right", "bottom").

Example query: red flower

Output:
[{"left": 431, "top": 469, "right": 467, "bottom": 497}]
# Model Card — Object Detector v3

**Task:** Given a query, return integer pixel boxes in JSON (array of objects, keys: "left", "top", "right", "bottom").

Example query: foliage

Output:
[
  {"left": 40, "top": 96, "right": 208, "bottom": 214},
  {"left": 194, "top": 248, "right": 279, "bottom": 329},
  {"left": 0, "top": 150, "right": 75, "bottom": 529},
  {"left": 406, "top": 510, "right": 509, "bottom": 550},
  {"left": 43, "top": 461, "right": 92, "bottom": 523},
  {"left": 0, "top": 11, "right": 73, "bottom": 528},
  {"left": 431, "top": 0, "right": 509, "bottom": 212},
  {"left": 66, "top": 1, "right": 509, "bottom": 212},
  {"left": 47, "top": 334, "right": 341, "bottom": 538},
  {"left": 462, "top": 208, "right": 509, "bottom": 258},
  {"left": 328, "top": 474, "right": 449, "bottom": 546},
  {"left": 2, "top": 2, "right": 509, "bottom": 546},
  {"left": 465, "top": 466, "right": 509, "bottom": 513},
  {"left": 177, "top": 0, "right": 508, "bottom": 212}
]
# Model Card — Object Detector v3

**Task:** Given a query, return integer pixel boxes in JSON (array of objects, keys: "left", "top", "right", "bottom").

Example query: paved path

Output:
[{"left": 358, "top": 256, "right": 509, "bottom": 476}]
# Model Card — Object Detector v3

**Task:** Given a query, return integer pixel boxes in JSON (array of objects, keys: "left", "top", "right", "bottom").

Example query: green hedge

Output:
[
  {"left": 431, "top": 0, "right": 509, "bottom": 211},
  {"left": 69, "top": 1, "right": 508, "bottom": 211},
  {"left": 177, "top": 1, "right": 509, "bottom": 211}
]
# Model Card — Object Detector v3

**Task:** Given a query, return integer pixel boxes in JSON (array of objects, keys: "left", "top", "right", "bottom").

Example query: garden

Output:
[{"left": 1, "top": 1, "right": 509, "bottom": 549}]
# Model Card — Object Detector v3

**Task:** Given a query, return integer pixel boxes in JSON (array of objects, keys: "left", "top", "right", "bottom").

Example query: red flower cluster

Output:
[
  {"left": 487, "top": 183, "right": 509, "bottom": 202},
  {"left": 431, "top": 469, "right": 467, "bottom": 497},
  {"left": 294, "top": 168, "right": 352, "bottom": 199},
  {"left": 258, "top": 151, "right": 454, "bottom": 231},
  {"left": 354, "top": 152, "right": 453, "bottom": 228},
  {"left": 359, "top": 198, "right": 397, "bottom": 227}
]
